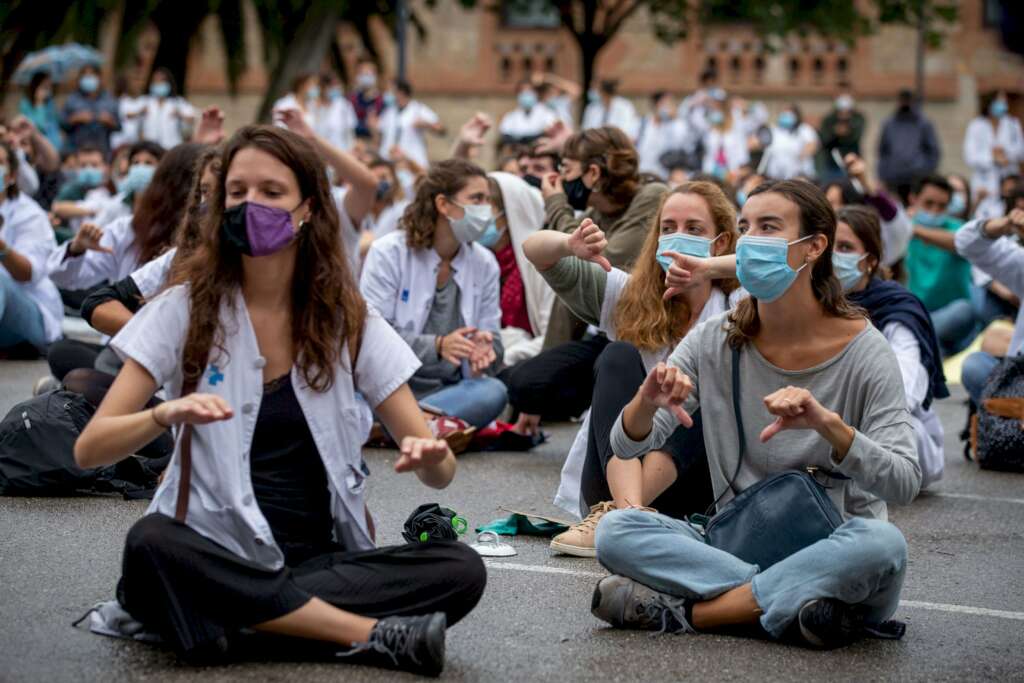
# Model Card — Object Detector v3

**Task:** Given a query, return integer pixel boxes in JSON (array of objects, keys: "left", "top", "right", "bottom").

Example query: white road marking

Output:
[
  {"left": 928, "top": 492, "right": 1024, "bottom": 505},
  {"left": 486, "top": 561, "right": 1024, "bottom": 622}
]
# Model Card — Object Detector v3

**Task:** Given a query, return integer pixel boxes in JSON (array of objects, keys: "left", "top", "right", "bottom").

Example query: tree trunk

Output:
[
  {"left": 150, "top": 3, "right": 210, "bottom": 96},
  {"left": 257, "top": 4, "right": 342, "bottom": 123},
  {"left": 576, "top": 34, "right": 604, "bottom": 128}
]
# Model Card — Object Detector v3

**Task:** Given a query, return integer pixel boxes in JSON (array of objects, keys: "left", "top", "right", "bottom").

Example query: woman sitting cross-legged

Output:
[
  {"left": 591, "top": 179, "right": 920, "bottom": 649},
  {"left": 74, "top": 126, "right": 485, "bottom": 676},
  {"left": 522, "top": 181, "right": 740, "bottom": 557}
]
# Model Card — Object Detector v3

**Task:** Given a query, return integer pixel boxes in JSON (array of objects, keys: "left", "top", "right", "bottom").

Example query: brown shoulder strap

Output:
[{"left": 174, "top": 374, "right": 200, "bottom": 522}]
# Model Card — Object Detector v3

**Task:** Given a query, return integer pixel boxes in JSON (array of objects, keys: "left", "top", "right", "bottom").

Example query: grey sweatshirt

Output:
[{"left": 610, "top": 313, "right": 921, "bottom": 521}]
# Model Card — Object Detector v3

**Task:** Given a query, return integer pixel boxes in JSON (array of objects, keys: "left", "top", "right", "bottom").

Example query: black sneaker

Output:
[
  {"left": 337, "top": 612, "right": 447, "bottom": 677},
  {"left": 796, "top": 598, "right": 867, "bottom": 649},
  {"left": 591, "top": 574, "right": 696, "bottom": 635}
]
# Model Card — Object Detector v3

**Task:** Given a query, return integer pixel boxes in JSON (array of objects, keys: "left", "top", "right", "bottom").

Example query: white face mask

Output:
[{"left": 447, "top": 202, "right": 493, "bottom": 243}]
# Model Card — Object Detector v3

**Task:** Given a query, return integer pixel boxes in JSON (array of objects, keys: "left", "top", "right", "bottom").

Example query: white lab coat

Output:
[
  {"left": 499, "top": 106, "right": 557, "bottom": 141},
  {"left": 359, "top": 230, "right": 501, "bottom": 340},
  {"left": 68, "top": 186, "right": 113, "bottom": 234},
  {"left": 553, "top": 278, "right": 742, "bottom": 518},
  {"left": 762, "top": 123, "right": 818, "bottom": 179},
  {"left": 130, "top": 247, "right": 176, "bottom": 298},
  {"left": 955, "top": 218, "right": 1024, "bottom": 357},
  {"left": 963, "top": 115, "right": 1024, "bottom": 197},
  {"left": 110, "top": 95, "right": 145, "bottom": 148},
  {"left": 47, "top": 214, "right": 140, "bottom": 290},
  {"left": 882, "top": 322, "right": 943, "bottom": 489},
  {"left": 636, "top": 115, "right": 696, "bottom": 178},
  {"left": 362, "top": 199, "right": 409, "bottom": 240},
  {"left": 582, "top": 97, "right": 640, "bottom": 139},
  {"left": 379, "top": 100, "right": 440, "bottom": 169},
  {"left": 315, "top": 97, "right": 358, "bottom": 151},
  {"left": 489, "top": 172, "right": 555, "bottom": 365},
  {"left": 330, "top": 186, "right": 362, "bottom": 276},
  {"left": 701, "top": 126, "right": 749, "bottom": 176},
  {"left": 544, "top": 95, "right": 574, "bottom": 126},
  {"left": 138, "top": 95, "right": 195, "bottom": 149},
  {"left": 110, "top": 285, "right": 420, "bottom": 568},
  {"left": 0, "top": 193, "right": 63, "bottom": 343},
  {"left": 93, "top": 192, "right": 133, "bottom": 228}
]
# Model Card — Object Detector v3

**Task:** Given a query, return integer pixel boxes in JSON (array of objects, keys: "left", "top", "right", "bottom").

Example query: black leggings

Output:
[
  {"left": 47, "top": 338, "right": 102, "bottom": 381},
  {"left": 118, "top": 514, "right": 487, "bottom": 663},
  {"left": 580, "top": 341, "right": 712, "bottom": 520},
  {"left": 499, "top": 336, "right": 610, "bottom": 420}
]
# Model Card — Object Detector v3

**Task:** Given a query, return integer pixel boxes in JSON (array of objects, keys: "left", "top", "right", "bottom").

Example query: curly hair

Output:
[
  {"left": 170, "top": 125, "right": 366, "bottom": 392},
  {"left": 399, "top": 158, "right": 487, "bottom": 249},
  {"left": 726, "top": 179, "right": 863, "bottom": 349},
  {"left": 562, "top": 126, "right": 639, "bottom": 209},
  {"left": 166, "top": 145, "right": 221, "bottom": 284},
  {"left": 614, "top": 182, "right": 739, "bottom": 351}
]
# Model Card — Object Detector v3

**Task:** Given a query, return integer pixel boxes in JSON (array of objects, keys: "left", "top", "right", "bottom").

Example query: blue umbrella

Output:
[{"left": 13, "top": 43, "right": 104, "bottom": 85}]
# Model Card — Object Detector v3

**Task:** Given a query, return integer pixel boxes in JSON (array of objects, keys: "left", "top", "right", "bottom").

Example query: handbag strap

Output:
[{"left": 174, "top": 373, "right": 199, "bottom": 522}]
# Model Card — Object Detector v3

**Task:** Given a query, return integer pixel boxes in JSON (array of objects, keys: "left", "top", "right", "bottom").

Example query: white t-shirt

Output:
[
  {"left": 379, "top": 100, "right": 440, "bottom": 169},
  {"left": 111, "top": 96, "right": 145, "bottom": 148},
  {"left": 582, "top": 97, "right": 640, "bottom": 139},
  {"left": 0, "top": 194, "right": 63, "bottom": 342},
  {"left": 763, "top": 123, "right": 818, "bottom": 179},
  {"left": 315, "top": 97, "right": 358, "bottom": 151}
]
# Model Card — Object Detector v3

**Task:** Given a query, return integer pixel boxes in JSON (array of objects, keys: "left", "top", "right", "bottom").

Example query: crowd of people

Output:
[{"left": 1, "top": 61, "right": 1023, "bottom": 677}]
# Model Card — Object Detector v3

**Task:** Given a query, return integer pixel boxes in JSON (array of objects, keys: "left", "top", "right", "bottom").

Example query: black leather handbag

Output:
[{"left": 696, "top": 347, "right": 846, "bottom": 570}]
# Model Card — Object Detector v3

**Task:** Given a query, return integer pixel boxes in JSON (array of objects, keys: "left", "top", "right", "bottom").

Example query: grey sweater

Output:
[{"left": 610, "top": 313, "right": 921, "bottom": 521}]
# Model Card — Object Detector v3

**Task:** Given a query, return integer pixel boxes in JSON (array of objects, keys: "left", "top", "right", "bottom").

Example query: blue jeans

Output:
[
  {"left": 0, "top": 270, "right": 47, "bottom": 349},
  {"left": 421, "top": 377, "right": 508, "bottom": 429},
  {"left": 961, "top": 350, "right": 1001, "bottom": 405},
  {"left": 930, "top": 298, "right": 977, "bottom": 357},
  {"left": 969, "top": 284, "right": 1018, "bottom": 329},
  {"left": 596, "top": 509, "right": 907, "bottom": 638}
]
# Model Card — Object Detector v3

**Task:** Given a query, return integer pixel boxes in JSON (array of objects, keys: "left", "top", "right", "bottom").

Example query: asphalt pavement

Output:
[{"left": 1, "top": 358, "right": 1022, "bottom": 682}]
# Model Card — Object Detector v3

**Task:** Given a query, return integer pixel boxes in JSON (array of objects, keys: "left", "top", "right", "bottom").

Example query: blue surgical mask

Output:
[
  {"left": 708, "top": 110, "right": 725, "bottom": 126},
  {"left": 448, "top": 202, "right": 493, "bottom": 243},
  {"left": 383, "top": 92, "right": 397, "bottom": 108},
  {"left": 328, "top": 86, "right": 343, "bottom": 101},
  {"left": 656, "top": 233, "right": 719, "bottom": 272},
  {"left": 150, "top": 81, "right": 171, "bottom": 98},
  {"left": 948, "top": 192, "right": 966, "bottom": 217},
  {"left": 305, "top": 86, "right": 320, "bottom": 102},
  {"left": 79, "top": 74, "right": 100, "bottom": 93},
  {"left": 990, "top": 100, "right": 1008, "bottom": 118},
  {"left": 914, "top": 210, "right": 947, "bottom": 228},
  {"left": 587, "top": 89, "right": 600, "bottom": 103},
  {"left": 518, "top": 90, "right": 538, "bottom": 110},
  {"left": 77, "top": 167, "right": 103, "bottom": 187},
  {"left": 0, "top": 166, "right": 7, "bottom": 189},
  {"left": 736, "top": 234, "right": 813, "bottom": 302},
  {"left": 832, "top": 251, "right": 867, "bottom": 292},
  {"left": 736, "top": 189, "right": 747, "bottom": 207},
  {"left": 778, "top": 111, "right": 798, "bottom": 130},
  {"left": 120, "top": 163, "right": 155, "bottom": 196},
  {"left": 478, "top": 212, "right": 505, "bottom": 248}
]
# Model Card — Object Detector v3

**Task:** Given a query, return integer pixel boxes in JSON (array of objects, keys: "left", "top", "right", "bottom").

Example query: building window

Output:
[{"left": 503, "top": 1, "right": 560, "bottom": 29}]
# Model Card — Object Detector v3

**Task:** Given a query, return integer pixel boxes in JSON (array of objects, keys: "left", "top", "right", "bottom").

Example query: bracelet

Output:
[
  {"left": 435, "top": 335, "right": 443, "bottom": 355},
  {"left": 150, "top": 406, "right": 171, "bottom": 429}
]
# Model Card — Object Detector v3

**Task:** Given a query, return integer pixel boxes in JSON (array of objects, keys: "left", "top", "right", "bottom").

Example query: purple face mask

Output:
[{"left": 220, "top": 201, "right": 301, "bottom": 257}]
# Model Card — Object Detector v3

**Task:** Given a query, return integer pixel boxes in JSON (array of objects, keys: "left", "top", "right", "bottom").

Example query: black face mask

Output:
[
  {"left": 563, "top": 174, "right": 593, "bottom": 211},
  {"left": 376, "top": 180, "right": 392, "bottom": 200},
  {"left": 523, "top": 174, "right": 543, "bottom": 190}
]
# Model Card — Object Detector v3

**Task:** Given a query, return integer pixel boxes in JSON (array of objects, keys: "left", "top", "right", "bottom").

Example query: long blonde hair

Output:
[{"left": 614, "top": 182, "right": 738, "bottom": 351}]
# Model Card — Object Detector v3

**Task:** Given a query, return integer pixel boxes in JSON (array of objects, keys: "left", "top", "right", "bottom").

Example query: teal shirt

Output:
[{"left": 905, "top": 216, "right": 971, "bottom": 312}]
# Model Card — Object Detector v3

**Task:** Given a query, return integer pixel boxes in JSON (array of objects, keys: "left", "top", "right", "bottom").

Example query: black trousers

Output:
[
  {"left": 47, "top": 338, "right": 102, "bottom": 381},
  {"left": 499, "top": 336, "right": 610, "bottom": 420},
  {"left": 580, "top": 341, "right": 712, "bottom": 520},
  {"left": 117, "top": 514, "right": 487, "bottom": 662}
]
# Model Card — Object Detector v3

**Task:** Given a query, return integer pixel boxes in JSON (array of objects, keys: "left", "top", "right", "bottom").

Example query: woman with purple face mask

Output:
[{"left": 74, "top": 126, "right": 484, "bottom": 676}]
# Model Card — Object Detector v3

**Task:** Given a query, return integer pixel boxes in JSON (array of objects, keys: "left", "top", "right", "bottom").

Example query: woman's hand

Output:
[
  {"left": 275, "top": 107, "right": 314, "bottom": 139},
  {"left": 439, "top": 326, "right": 477, "bottom": 365},
  {"left": 468, "top": 330, "right": 496, "bottom": 376},
  {"left": 193, "top": 106, "right": 225, "bottom": 144},
  {"left": 983, "top": 209, "right": 1024, "bottom": 239},
  {"left": 68, "top": 223, "right": 112, "bottom": 257},
  {"left": 661, "top": 251, "right": 710, "bottom": 301},
  {"left": 638, "top": 362, "right": 694, "bottom": 427},
  {"left": 567, "top": 218, "right": 612, "bottom": 272},
  {"left": 153, "top": 393, "right": 234, "bottom": 426},
  {"left": 541, "top": 172, "right": 564, "bottom": 200},
  {"left": 394, "top": 436, "right": 452, "bottom": 473}
]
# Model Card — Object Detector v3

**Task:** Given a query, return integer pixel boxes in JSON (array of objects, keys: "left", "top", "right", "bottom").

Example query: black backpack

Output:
[
  {"left": 972, "top": 356, "right": 1024, "bottom": 472},
  {"left": 0, "top": 390, "right": 161, "bottom": 497}
]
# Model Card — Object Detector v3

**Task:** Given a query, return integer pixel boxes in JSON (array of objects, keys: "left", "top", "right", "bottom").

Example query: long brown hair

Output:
[
  {"left": 171, "top": 125, "right": 366, "bottom": 391},
  {"left": 562, "top": 126, "right": 639, "bottom": 209},
  {"left": 615, "top": 182, "right": 738, "bottom": 351},
  {"left": 166, "top": 146, "right": 221, "bottom": 285},
  {"left": 836, "top": 205, "right": 891, "bottom": 280},
  {"left": 399, "top": 158, "right": 487, "bottom": 249},
  {"left": 132, "top": 142, "right": 204, "bottom": 265},
  {"left": 726, "top": 179, "right": 863, "bottom": 349}
]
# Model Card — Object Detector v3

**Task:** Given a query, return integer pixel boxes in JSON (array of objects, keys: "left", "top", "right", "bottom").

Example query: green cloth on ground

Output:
[
  {"left": 906, "top": 216, "right": 971, "bottom": 312},
  {"left": 476, "top": 514, "right": 568, "bottom": 538}
]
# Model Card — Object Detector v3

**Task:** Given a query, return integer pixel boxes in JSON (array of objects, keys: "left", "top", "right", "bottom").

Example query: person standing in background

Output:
[
  {"left": 877, "top": 89, "right": 941, "bottom": 203},
  {"left": 19, "top": 73, "right": 63, "bottom": 152},
  {"left": 499, "top": 80, "right": 558, "bottom": 149},
  {"left": 349, "top": 58, "right": 385, "bottom": 141},
  {"left": 138, "top": 68, "right": 195, "bottom": 149},
  {"left": 109, "top": 75, "right": 144, "bottom": 150},
  {"left": 582, "top": 80, "right": 639, "bottom": 141},
  {"left": 315, "top": 73, "right": 357, "bottom": 152},
  {"left": 963, "top": 91, "right": 1024, "bottom": 199},
  {"left": 819, "top": 87, "right": 866, "bottom": 183},
  {"left": 61, "top": 65, "right": 120, "bottom": 155},
  {"left": 636, "top": 92, "right": 696, "bottom": 180},
  {"left": 377, "top": 80, "right": 444, "bottom": 171}
]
